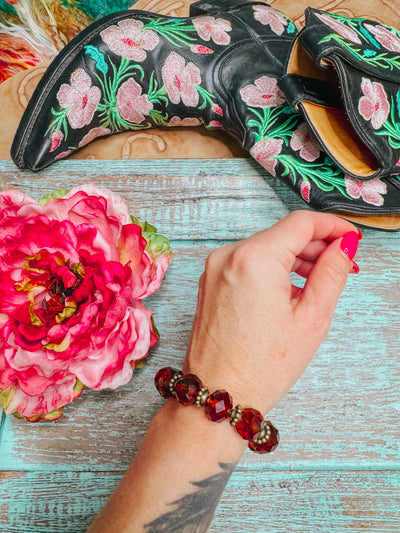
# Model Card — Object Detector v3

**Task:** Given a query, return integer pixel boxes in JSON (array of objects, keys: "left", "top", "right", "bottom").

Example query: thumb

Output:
[{"left": 296, "top": 231, "right": 360, "bottom": 323}]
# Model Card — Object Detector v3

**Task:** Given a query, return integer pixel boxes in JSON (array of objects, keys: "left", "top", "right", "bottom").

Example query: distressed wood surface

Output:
[
  {"left": 0, "top": 160, "right": 399, "bottom": 530},
  {"left": 1, "top": 470, "right": 399, "bottom": 532}
]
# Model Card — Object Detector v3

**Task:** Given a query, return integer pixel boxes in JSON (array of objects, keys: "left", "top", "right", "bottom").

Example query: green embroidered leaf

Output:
[{"left": 84, "top": 45, "right": 109, "bottom": 74}]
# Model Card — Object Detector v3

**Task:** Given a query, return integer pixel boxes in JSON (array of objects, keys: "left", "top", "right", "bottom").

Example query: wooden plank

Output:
[
  {"left": 1, "top": 240, "right": 399, "bottom": 470},
  {"left": 0, "top": 470, "right": 399, "bottom": 532},
  {"left": 0, "top": 159, "right": 303, "bottom": 240}
]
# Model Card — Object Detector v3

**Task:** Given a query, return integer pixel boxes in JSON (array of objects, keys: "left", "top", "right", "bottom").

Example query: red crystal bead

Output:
[
  {"left": 175, "top": 374, "right": 203, "bottom": 406},
  {"left": 235, "top": 408, "right": 264, "bottom": 441},
  {"left": 248, "top": 423, "right": 279, "bottom": 454},
  {"left": 205, "top": 390, "right": 233, "bottom": 422},
  {"left": 154, "top": 367, "right": 181, "bottom": 399}
]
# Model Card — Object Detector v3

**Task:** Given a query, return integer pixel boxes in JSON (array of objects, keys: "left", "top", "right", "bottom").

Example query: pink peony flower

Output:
[
  {"left": 50, "top": 131, "right": 64, "bottom": 152},
  {"left": 116, "top": 78, "right": 153, "bottom": 124},
  {"left": 193, "top": 16, "right": 232, "bottom": 45},
  {"left": 162, "top": 52, "right": 201, "bottom": 107},
  {"left": 240, "top": 76, "right": 285, "bottom": 108},
  {"left": 0, "top": 186, "right": 172, "bottom": 421},
  {"left": 100, "top": 19, "right": 159, "bottom": 61},
  {"left": 290, "top": 122, "right": 321, "bottom": 162},
  {"left": 252, "top": 5, "right": 288, "bottom": 35},
  {"left": 358, "top": 77, "right": 390, "bottom": 129},
  {"left": 78, "top": 127, "right": 111, "bottom": 148},
  {"left": 250, "top": 138, "right": 283, "bottom": 176},
  {"left": 315, "top": 12, "right": 362, "bottom": 44},
  {"left": 167, "top": 116, "right": 201, "bottom": 127},
  {"left": 345, "top": 176, "right": 387, "bottom": 206},
  {"left": 57, "top": 69, "right": 101, "bottom": 129},
  {"left": 364, "top": 23, "right": 400, "bottom": 52}
]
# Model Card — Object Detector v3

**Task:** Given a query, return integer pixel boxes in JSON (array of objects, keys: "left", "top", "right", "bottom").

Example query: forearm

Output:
[{"left": 88, "top": 399, "right": 248, "bottom": 533}]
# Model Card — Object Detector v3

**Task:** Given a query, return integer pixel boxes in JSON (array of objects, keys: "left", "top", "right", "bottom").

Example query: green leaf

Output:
[
  {"left": 38, "top": 189, "right": 69, "bottom": 206},
  {"left": 84, "top": 45, "right": 109, "bottom": 74}
]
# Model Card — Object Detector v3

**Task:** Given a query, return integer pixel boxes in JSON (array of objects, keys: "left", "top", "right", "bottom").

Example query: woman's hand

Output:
[{"left": 183, "top": 210, "right": 361, "bottom": 414}]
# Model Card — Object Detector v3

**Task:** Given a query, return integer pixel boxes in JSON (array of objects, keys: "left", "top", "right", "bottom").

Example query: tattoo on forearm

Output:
[{"left": 144, "top": 462, "right": 236, "bottom": 532}]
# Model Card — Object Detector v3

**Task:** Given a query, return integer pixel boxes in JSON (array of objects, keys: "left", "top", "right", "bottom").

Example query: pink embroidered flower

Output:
[
  {"left": 50, "top": 131, "right": 64, "bottom": 152},
  {"left": 116, "top": 78, "right": 153, "bottom": 124},
  {"left": 193, "top": 16, "right": 232, "bottom": 45},
  {"left": 0, "top": 186, "right": 172, "bottom": 421},
  {"left": 211, "top": 103, "right": 223, "bottom": 116},
  {"left": 345, "top": 176, "right": 387, "bottom": 206},
  {"left": 250, "top": 138, "right": 283, "bottom": 176},
  {"left": 240, "top": 76, "right": 285, "bottom": 108},
  {"left": 315, "top": 12, "right": 362, "bottom": 44},
  {"left": 162, "top": 52, "right": 201, "bottom": 107},
  {"left": 364, "top": 23, "right": 400, "bottom": 52},
  {"left": 190, "top": 44, "right": 214, "bottom": 54},
  {"left": 55, "top": 150, "right": 72, "bottom": 160},
  {"left": 57, "top": 69, "right": 101, "bottom": 129},
  {"left": 208, "top": 120, "right": 222, "bottom": 128},
  {"left": 167, "top": 117, "right": 201, "bottom": 127},
  {"left": 100, "top": 19, "right": 159, "bottom": 61},
  {"left": 358, "top": 78, "right": 390, "bottom": 129},
  {"left": 252, "top": 5, "right": 288, "bottom": 35},
  {"left": 290, "top": 122, "right": 321, "bottom": 162},
  {"left": 78, "top": 127, "right": 111, "bottom": 148},
  {"left": 300, "top": 181, "right": 311, "bottom": 202}
]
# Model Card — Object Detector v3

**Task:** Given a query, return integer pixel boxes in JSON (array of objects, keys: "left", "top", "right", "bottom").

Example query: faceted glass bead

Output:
[
  {"left": 234, "top": 408, "right": 264, "bottom": 440},
  {"left": 205, "top": 390, "right": 233, "bottom": 422},
  {"left": 154, "top": 367, "right": 180, "bottom": 399},
  {"left": 248, "top": 424, "right": 279, "bottom": 454},
  {"left": 175, "top": 374, "right": 203, "bottom": 406}
]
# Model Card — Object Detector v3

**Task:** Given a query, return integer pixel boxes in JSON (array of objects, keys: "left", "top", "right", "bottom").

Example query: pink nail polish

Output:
[
  {"left": 351, "top": 260, "right": 360, "bottom": 274},
  {"left": 340, "top": 231, "right": 359, "bottom": 260}
]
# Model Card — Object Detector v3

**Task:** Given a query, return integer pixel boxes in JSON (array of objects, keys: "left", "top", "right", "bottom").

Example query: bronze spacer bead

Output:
[
  {"left": 195, "top": 386, "right": 210, "bottom": 407},
  {"left": 229, "top": 404, "right": 242, "bottom": 426},
  {"left": 168, "top": 370, "right": 183, "bottom": 394},
  {"left": 253, "top": 423, "right": 271, "bottom": 445}
]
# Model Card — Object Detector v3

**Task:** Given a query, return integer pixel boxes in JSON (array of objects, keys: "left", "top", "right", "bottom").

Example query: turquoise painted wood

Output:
[{"left": 0, "top": 160, "right": 399, "bottom": 531}]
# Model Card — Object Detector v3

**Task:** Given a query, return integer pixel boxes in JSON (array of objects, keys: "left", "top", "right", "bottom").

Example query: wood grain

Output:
[{"left": 1, "top": 470, "right": 399, "bottom": 532}]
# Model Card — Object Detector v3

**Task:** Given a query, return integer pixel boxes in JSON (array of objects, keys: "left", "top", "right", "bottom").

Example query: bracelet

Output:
[{"left": 154, "top": 367, "right": 279, "bottom": 454}]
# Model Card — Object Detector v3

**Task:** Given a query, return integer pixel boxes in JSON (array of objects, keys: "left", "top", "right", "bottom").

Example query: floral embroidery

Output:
[
  {"left": 50, "top": 131, "right": 64, "bottom": 152},
  {"left": 116, "top": 78, "right": 153, "bottom": 124},
  {"left": 162, "top": 52, "right": 201, "bottom": 107},
  {"left": 55, "top": 150, "right": 72, "bottom": 160},
  {"left": 207, "top": 120, "right": 222, "bottom": 128},
  {"left": 100, "top": 20, "right": 160, "bottom": 61},
  {"left": 193, "top": 16, "right": 232, "bottom": 45},
  {"left": 78, "top": 127, "right": 111, "bottom": 148},
  {"left": 167, "top": 117, "right": 201, "bottom": 127},
  {"left": 345, "top": 176, "right": 387, "bottom": 205},
  {"left": 240, "top": 76, "right": 285, "bottom": 109},
  {"left": 363, "top": 23, "right": 400, "bottom": 52},
  {"left": 300, "top": 180, "right": 311, "bottom": 202},
  {"left": 250, "top": 138, "right": 283, "bottom": 176},
  {"left": 290, "top": 123, "right": 321, "bottom": 162},
  {"left": 358, "top": 78, "right": 390, "bottom": 129},
  {"left": 57, "top": 69, "right": 101, "bottom": 130},
  {"left": 190, "top": 44, "right": 214, "bottom": 54},
  {"left": 211, "top": 103, "right": 223, "bottom": 116},
  {"left": 252, "top": 5, "right": 288, "bottom": 36},
  {"left": 316, "top": 12, "right": 362, "bottom": 44}
]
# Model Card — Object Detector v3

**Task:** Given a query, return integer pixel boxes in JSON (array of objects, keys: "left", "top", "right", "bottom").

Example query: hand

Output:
[{"left": 183, "top": 210, "right": 360, "bottom": 414}]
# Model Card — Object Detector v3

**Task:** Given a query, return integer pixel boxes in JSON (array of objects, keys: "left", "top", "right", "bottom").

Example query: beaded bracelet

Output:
[{"left": 155, "top": 367, "right": 279, "bottom": 454}]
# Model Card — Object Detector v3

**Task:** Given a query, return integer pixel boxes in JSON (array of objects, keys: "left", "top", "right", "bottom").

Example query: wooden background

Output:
[{"left": 0, "top": 159, "right": 399, "bottom": 532}]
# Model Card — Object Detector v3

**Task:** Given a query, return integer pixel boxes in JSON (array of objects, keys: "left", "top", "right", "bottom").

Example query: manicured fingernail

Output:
[
  {"left": 340, "top": 231, "right": 359, "bottom": 260},
  {"left": 356, "top": 228, "right": 363, "bottom": 240},
  {"left": 351, "top": 260, "right": 360, "bottom": 274}
]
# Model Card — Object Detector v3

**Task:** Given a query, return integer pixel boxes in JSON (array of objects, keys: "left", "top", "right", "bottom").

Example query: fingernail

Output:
[
  {"left": 356, "top": 228, "right": 363, "bottom": 240},
  {"left": 340, "top": 231, "right": 359, "bottom": 260},
  {"left": 350, "top": 260, "right": 360, "bottom": 274}
]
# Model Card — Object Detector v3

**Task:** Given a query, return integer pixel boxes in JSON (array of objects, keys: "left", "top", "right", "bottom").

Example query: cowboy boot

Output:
[{"left": 11, "top": 0, "right": 298, "bottom": 171}]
